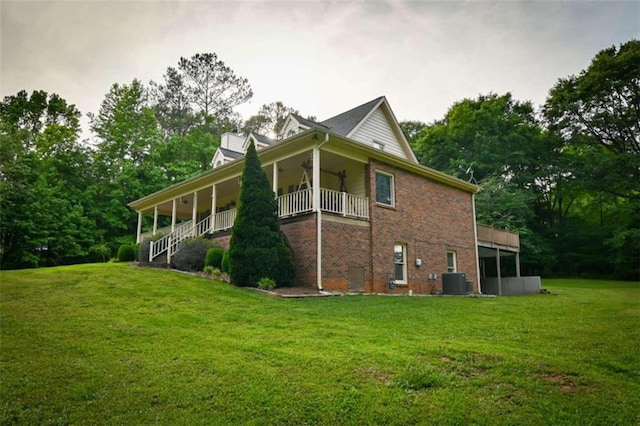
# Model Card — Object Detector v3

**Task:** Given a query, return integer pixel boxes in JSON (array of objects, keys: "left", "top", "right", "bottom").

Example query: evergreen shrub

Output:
[
  {"left": 228, "top": 141, "right": 295, "bottom": 287},
  {"left": 205, "top": 247, "right": 225, "bottom": 269},
  {"left": 117, "top": 244, "right": 135, "bottom": 262},
  {"left": 221, "top": 250, "right": 230, "bottom": 273},
  {"left": 171, "top": 238, "right": 218, "bottom": 272}
]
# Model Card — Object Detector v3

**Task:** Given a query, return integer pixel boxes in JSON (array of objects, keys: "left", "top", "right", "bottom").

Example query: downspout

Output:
[
  {"left": 472, "top": 193, "right": 482, "bottom": 294},
  {"left": 314, "top": 133, "right": 330, "bottom": 292}
]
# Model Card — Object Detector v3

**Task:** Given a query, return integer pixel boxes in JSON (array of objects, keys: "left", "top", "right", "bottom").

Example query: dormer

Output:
[
  {"left": 281, "top": 114, "right": 328, "bottom": 139},
  {"left": 242, "top": 132, "right": 275, "bottom": 152}
]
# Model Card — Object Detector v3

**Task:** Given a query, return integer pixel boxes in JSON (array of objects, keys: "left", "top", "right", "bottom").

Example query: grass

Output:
[{"left": 1, "top": 263, "right": 638, "bottom": 425}]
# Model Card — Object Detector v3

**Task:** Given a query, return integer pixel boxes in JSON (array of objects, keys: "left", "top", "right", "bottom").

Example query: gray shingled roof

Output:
[
  {"left": 320, "top": 96, "right": 384, "bottom": 136},
  {"left": 251, "top": 132, "right": 275, "bottom": 146},
  {"left": 219, "top": 147, "right": 244, "bottom": 159},
  {"left": 290, "top": 113, "right": 329, "bottom": 130}
]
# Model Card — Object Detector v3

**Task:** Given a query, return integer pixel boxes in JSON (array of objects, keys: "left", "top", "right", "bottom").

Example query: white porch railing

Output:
[
  {"left": 149, "top": 220, "right": 193, "bottom": 262},
  {"left": 146, "top": 189, "right": 369, "bottom": 262},
  {"left": 278, "top": 189, "right": 313, "bottom": 217},
  {"left": 320, "top": 189, "right": 369, "bottom": 219},
  {"left": 213, "top": 209, "right": 236, "bottom": 232}
]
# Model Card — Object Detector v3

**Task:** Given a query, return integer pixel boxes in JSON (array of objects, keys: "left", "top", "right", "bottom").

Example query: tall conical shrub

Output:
[{"left": 228, "top": 141, "right": 295, "bottom": 287}]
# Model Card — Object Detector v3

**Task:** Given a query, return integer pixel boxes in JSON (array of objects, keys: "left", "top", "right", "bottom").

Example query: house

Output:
[{"left": 130, "top": 96, "right": 497, "bottom": 294}]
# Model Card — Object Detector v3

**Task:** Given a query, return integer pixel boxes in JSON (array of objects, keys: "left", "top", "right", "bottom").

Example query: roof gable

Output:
[{"left": 320, "top": 96, "right": 384, "bottom": 136}]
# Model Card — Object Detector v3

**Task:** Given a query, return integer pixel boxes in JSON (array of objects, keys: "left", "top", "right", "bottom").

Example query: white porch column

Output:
[
  {"left": 152, "top": 205, "right": 158, "bottom": 235},
  {"left": 515, "top": 251, "right": 521, "bottom": 277},
  {"left": 171, "top": 198, "right": 177, "bottom": 232},
  {"left": 272, "top": 161, "right": 278, "bottom": 196},
  {"left": 136, "top": 211, "right": 143, "bottom": 243},
  {"left": 192, "top": 191, "right": 198, "bottom": 234},
  {"left": 313, "top": 147, "right": 323, "bottom": 291},
  {"left": 210, "top": 185, "right": 217, "bottom": 232},
  {"left": 312, "top": 148, "right": 320, "bottom": 212}
]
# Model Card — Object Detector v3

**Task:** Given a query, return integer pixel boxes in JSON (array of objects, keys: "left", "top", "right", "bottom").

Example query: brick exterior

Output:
[
  {"left": 210, "top": 160, "right": 478, "bottom": 294},
  {"left": 368, "top": 159, "right": 478, "bottom": 294}
]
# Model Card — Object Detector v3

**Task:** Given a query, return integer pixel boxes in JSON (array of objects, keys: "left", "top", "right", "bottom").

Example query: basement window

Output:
[
  {"left": 394, "top": 244, "right": 407, "bottom": 284},
  {"left": 447, "top": 251, "right": 457, "bottom": 273}
]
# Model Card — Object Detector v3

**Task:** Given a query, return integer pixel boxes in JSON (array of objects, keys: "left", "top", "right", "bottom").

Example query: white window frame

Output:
[
  {"left": 372, "top": 140, "right": 385, "bottom": 151},
  {"left": 447, "top": 251, "right": 457, "bottom": 273},
  {"left": 394, "top": 243, "right": 407, "bottom": 284},
  {"left": 375, "top": 170, "right": 395, "bottom": 207}
]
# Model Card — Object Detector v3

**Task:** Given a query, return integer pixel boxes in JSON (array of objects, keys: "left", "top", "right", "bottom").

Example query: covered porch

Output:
[{"left": 132, "top": 139, "right": 370, "bottom": 263}]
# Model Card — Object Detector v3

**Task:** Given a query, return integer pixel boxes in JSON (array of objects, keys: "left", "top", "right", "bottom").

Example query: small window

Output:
[
  {"left": 394, "top": 244, "right": 407, "bottom": 284},
  {"left": 373, "top": 140, "right": 385, "bottom": 150},
  {"left": 447, "top": 251, "right": 457, "bottom": 273},
  {"left": 287, "top": 129, "right": 296, "bottom": 138},
  {"left": 375, "top": 171, "right": 394, "bottom": 206}
]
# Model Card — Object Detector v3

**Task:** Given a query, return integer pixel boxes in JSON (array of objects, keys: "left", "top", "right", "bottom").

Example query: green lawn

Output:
[{"left": 1, "top": 264, "right": 638, "bottom": 425}]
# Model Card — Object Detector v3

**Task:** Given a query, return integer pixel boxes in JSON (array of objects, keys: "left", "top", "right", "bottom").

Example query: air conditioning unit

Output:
[{"left": 442, "top": 272, "right": 469, "bottom": 295}]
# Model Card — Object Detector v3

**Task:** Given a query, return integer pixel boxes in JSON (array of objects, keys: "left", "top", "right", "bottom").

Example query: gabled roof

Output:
[
  {"left": 290, "top": 113, "right": 329, "bottom": 130},
  {"left": 218, "top": 147, "right": 244, "bottom": 159},
  {"left": 320, "top": 96, "right": 385, "bottom": 136}
]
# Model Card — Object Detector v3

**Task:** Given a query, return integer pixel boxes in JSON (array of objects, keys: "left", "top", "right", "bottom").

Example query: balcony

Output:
[{"left": 477, "top": 224, "right": 520, "bottom": 252}]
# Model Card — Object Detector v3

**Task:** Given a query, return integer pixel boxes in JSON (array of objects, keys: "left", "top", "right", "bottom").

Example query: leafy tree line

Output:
[
  {"left": 2, "top": 42, "right": 637, "bottom": 280},
  {"left": 401, "top": 39, "right": 639, "bottom": 280},
  {"left": 0, "top": 52, "right": 302, "bottom": 269}
]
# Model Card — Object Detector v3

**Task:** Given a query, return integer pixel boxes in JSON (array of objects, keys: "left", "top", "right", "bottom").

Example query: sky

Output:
[{"left": 1, "top": 0, "right": 639, "bottom": 139}]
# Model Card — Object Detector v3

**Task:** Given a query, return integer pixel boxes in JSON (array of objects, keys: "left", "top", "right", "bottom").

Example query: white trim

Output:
[
  {"left": 447, "top": 250, "right": 457, "bottom": 273},
  {"left": 345, "top": 97, "right": 385, "bottom": 139},
  {"left": 374, "top": 170, "right": 395, "bottom": 207},
  {"left": 394, "top": 243, "right": 407, "bottom": 284}
]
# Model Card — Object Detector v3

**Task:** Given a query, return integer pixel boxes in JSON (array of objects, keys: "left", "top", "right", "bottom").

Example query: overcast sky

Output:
[{"left": 2, "top": 0, "right": 639, "bottom": 138}]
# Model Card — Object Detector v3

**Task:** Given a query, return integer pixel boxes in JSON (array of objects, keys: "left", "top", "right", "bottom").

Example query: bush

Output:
[
  {"left": 221, "top": 250, "right": 230, "bottom": 273},
  {"left": 171, "top": 238, "right": 218, "bottom": 272},
  {"left": 138, "top": 233, "right": 164, "bottom": 263},
  {"left": 257, "top": 277, "right": 276, "bottom": 290},
  {"left": 205, "top": 247, "right": 225, "bottom": 269},
  {"left": 117, "top": 244, "right": 135, "bottom": 262}
]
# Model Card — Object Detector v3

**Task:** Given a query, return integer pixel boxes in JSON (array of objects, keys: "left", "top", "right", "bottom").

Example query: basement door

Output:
[{"left": 348, "top": 267, "right": 365, "bottom": 293}]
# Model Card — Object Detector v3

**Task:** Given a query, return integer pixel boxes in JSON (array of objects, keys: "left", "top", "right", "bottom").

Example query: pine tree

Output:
[{"left": 228, "top": 141, "right": 295, "bottom": 287}]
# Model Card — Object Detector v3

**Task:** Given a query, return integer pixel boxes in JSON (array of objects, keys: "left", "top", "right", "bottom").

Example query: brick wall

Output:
[
  {"left": 368, "top": 159, "right": 478, "bottom": 294},
  {"left": 280, "top": 216, "right": 317, "bottom": 288},
  {"left": 320, "top": 216, "right": 371, "bottom": 292}
]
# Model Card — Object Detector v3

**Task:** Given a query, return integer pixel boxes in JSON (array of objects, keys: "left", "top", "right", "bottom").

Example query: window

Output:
[
  {"left": 372, "top": 140, "right": 385, "bottom": 150},
  {"left": 394, "top": 244, "right": 407, "bottom": 284},
  {"left": 447, "top": 251, "right": 457, "bottom": 273},
  {"left": 375, "top": 171, "right": 394, "bottom": 206}
]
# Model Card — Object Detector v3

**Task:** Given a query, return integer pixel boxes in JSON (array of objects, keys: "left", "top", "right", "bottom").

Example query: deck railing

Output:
[{"left": 477, "top": 224, "right": 520, "bottom": 250}]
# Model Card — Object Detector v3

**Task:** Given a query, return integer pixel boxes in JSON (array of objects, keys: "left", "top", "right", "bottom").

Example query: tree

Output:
[
  {"left": 228, "top": 141, "right": 295, "bottom": 287},
  {"left": 89, "top": 80, "right": 164, "bottom": 244},
  {"left": 0, "top": 90, "right": 97, "bottom": 269},
  {"left": 544, "top": 39, "right": 639, "bottom": 157},
  {"left": 544, "top": 39, "right": 640, "bottom": 279},
  {"left": 153, "top": 52, "right": 253, "bottom": 133},
  {"left": 242, "top": 101, "right": 299, "bottom": 139},
  {"left": 399, "top": 120, "right": 427, "bottom": 146}
]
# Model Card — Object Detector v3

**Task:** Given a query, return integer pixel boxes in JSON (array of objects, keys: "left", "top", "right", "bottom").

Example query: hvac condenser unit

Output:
[{"left": 442, "top": 272, "right": 470, "bottom": 295}]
